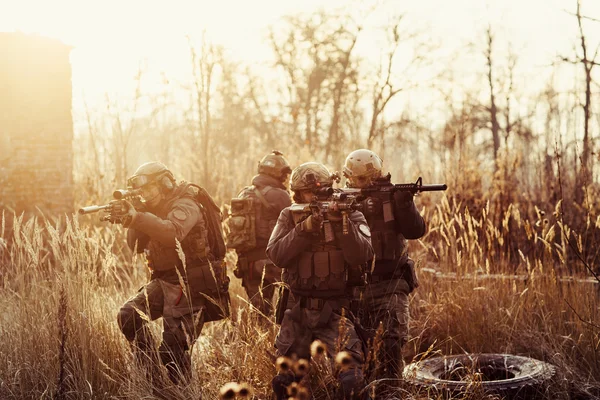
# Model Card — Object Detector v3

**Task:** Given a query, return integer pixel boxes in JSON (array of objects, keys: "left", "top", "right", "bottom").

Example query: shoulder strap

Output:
[{"left": 253, "top": 186, "right": 275, "bottom": 211}]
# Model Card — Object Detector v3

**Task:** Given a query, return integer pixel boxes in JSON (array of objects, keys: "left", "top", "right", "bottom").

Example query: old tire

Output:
[{"left": 403, "top": 353, "right": 556, "bottom": 399}]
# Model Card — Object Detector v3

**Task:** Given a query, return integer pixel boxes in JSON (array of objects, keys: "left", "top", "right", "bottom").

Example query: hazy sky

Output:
[{"left": 1, "top": 0, "right": 599, "bottom": 132}]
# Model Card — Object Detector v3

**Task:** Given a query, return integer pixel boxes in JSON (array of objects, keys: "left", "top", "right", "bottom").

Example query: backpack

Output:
[
  {"left": 226, "top": 185, "right": 274, "bottom": 252},
  {"left": 186, "top": 184, "right": 227, "bottom": 260}
]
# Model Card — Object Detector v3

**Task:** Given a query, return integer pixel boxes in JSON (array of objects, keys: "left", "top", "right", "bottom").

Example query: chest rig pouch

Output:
[
  {"left": 291, "top": 247, "right": 347, "bottom": 295},
  {"left": 181, "top": 216, "right": 211, "bottom": 262},
  {"left": 369, "top": 195, "right": 408, "bottom": 261}
]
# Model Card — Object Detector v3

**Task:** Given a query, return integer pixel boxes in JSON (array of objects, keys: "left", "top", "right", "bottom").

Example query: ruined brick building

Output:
[{"left": 0, "top": 33, "right": 73, "bottom": 217}]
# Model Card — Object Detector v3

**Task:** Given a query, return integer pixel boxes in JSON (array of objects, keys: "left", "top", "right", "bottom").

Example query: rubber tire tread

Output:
[{"left": 403, "top": 353, "right": 556, "bottom": 399}]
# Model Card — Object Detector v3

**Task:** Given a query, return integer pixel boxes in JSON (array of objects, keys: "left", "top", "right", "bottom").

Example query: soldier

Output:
[
  {"left": 342, "top": 149, "right": 426, "bottom": 387},
  {"left": 267, "top": 162, "right": 374, "bottom": 400},
  {"left": 115, "top": 161, "right": 230, "bottom": 386},
  {"left": 227, "top": 151, "right": 292, "bottom": 316}
]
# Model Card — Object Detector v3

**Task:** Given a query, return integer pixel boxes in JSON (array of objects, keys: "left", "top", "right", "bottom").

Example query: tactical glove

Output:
[
  {"left": 360, "top": 197, "right": 381, "bottom": 216},
  {"left": 299, "top": 214, "right": 323, "bottom": 233},
  {"left": 110, "top": 200, "right": 137, "bottom": 226},
  {"left": 326, "top": 201, "right": 343, "bottom": 222}
]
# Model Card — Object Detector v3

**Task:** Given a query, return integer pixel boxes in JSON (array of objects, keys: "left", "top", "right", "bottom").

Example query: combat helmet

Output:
[
  {"left": 290, "top": 162, "right": 335, "bottom": 192},
  {"left": 258, "top": 150, "right": 292, "bottom": 180},
  {"left": 127, "top": 161, "right": 175, "bottom": 191},
  {"left": 343, "top": 149, "right": 383, "bottom": 188}
]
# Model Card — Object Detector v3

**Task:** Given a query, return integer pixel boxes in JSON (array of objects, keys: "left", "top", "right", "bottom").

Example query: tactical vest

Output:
[
  {"left": 146, "top": 189, "right": 212, "bottom": 273},
  {"left": 285, "top": 212, "right": 348, "bottom": 298},
  {"left": 369, "top": 217, "right": 408, "bottom": 262},
  {"left": 227, "top": 185, "right": 278, "bottom": 253},
  {"left": 366, "top": 195, "right": 409, "bottom": 276}
]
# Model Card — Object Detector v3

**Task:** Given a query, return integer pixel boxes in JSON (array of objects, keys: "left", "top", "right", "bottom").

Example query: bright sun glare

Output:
[{"left": 2, "top": 0, "right": 599, "bottom": 128}]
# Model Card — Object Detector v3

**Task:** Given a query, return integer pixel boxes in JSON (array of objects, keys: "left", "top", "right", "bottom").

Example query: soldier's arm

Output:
[
  {"left": 335, "top": 211, "right": 374, "bottom": 265},
  {"left": 128, "top": 198, "right": 201, "bottom": 247},
  {"left": 126, "top": 228, "right": 150, "bottom": 253},
  {"left": 393, "top": 192, "right": 426, "bottom": 239},
  {"left": 266, "top": 208, "right": 312, "bottom": 268}
]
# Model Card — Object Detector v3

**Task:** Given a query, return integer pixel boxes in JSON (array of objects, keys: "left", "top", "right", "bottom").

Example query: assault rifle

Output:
[
  {"left": 342, "top": 174, "right": 447, "bottom": 199},
  {"left": 78, "top": 188, "right": 144, "bottom": 223},
  {"left": 341, "top": 174, "right": 447, "bottom": 223},
  {"left": 290, "top": 191, "right": 362, "bottom": 239}
]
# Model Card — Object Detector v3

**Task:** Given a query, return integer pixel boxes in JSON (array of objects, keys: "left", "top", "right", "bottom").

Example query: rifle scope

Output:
[
  {"left": 312, "top": 187, "right": 334, "bottom": 198},
  {"left": 113, "top": 188, "right": 142, "bottom": 200}
]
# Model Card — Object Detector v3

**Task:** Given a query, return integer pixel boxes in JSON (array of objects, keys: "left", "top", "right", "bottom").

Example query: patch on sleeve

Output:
[
  {"left": 358, "top": 224, "right": 371, "bottom": 238},
  {"left": 173, "top": 209, "right": 188, "bottom": 221}
]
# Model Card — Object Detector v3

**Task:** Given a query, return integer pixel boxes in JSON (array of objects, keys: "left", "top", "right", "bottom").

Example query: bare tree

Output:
[
  {"left": 188, "top": 34, "right": 222, "bottom": 188},
  {"left": 268, "top": 10, "right": 363, "bottom": 161},
  {"left": 104, "top": 63, "right": 145, "bottom": 186},
  {"left": 484, "top": 26, "right": 502, "bottom": 169},
  {"left": 367, "top": 16, "right": 435, "bottom": 150},
  {"left": 561, "top": 0, "right": 600, "bottom": 201}
]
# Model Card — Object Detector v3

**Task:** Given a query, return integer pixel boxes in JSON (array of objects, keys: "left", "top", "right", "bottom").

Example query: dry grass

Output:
[{"left": 0, "top": 167, "right": 598, "bottom": 399}]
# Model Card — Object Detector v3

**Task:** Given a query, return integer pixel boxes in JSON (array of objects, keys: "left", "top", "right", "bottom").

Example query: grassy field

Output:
[{"left": 0, "top": 191, "right": 598, "bottom": 399}]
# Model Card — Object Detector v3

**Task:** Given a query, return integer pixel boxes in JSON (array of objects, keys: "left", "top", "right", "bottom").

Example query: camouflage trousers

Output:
[
  {"left": 239, "top": 259, "right": 281, "bottom": 316},
  {"left": 274, "top": 301, "right": 365, "bottom": 399},
  {"left": 360, "top": 278, "right": 410, "bottom": 381},
  {"left": 117, "top": 279, "right": 205, "bottom": 385}
]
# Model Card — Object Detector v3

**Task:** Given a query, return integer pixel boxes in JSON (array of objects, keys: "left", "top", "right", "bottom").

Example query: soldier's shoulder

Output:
[
  {"left": 173, "top": 195, "right": 201, "bottom": 211},
  {"left": 349, "top": 209, "right": 367, "bottom": 222}
]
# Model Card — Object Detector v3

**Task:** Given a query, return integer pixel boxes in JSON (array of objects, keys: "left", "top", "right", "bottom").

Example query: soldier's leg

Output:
[
  {"left": 363, "top": 280, "right": 410, "bottom": 381},
  {"left": 117, "top": 281, "right": 164, "bottom": 377},
  {"left": 259, "top": 263, "right": 281, "bottom": 316},
  {"left": 315, "top": 311, "right": 366, "bottom": 400},
  {"left": 272, "top": 308, "right": 310, "bottom": 399},
  {"left": 244, "top": 262, "right": 279, "bottom": 316},
  {"left": 380, "top": 291, "right": 409, "bottom": 380},
  {"left": 159, "top": 281, "right": 206, "bottom": 384},
  {"left": 243, "top": 276, "right": 272, "bottom": 318}
]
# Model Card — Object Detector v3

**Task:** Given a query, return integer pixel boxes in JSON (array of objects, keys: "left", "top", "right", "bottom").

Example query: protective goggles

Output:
[{"left": 127, "top": 174, "right": 156, "bottom": 189}]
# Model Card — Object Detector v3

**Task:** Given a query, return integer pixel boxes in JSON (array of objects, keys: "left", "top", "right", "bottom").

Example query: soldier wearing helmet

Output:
[
  {"left": 227, "top": 151, "right": 292, "bottom": 317},
  {"left": 116, "top": 161, "right": 230, "bottom": 387},
  {"left": 267, "top": 162, "right": 374, "bottom": 400},
  {"left": 343, "top": 149, "right": 426, "bottom": 388}
]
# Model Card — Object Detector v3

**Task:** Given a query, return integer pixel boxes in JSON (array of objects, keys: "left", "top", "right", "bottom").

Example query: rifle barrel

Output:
[
  {"left": 78, "top": 204, "right": 111, "bottom": 215},
  {"left": 419, "top": 184, "right": 447, "bottom": 192}
]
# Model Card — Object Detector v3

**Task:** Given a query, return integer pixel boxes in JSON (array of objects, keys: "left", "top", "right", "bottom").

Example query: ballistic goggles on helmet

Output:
[{"left": 127, "top": 173, "right": 160, "bottom": 189}]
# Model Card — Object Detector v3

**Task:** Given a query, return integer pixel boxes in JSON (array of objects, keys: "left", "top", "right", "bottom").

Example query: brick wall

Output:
[{"left": 0, "top": 33, "right": 73, "bottom": 217}]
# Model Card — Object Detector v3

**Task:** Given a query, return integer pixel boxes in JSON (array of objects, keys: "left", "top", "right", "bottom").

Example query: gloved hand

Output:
[
  {"left": 299, "top": 213, "right": 323, "bottom": 233},
  {"left": 393, "top": 190, "right": 414, "bottom": 209},
  {"left": 360, "top": 197, "right": 381, "bottom": 216},
  {"left": 326, "top": 201, "right": 343, "bottom": 222},
  {"left": 110, "top": 199, "right": 137, "bottom": 226}
]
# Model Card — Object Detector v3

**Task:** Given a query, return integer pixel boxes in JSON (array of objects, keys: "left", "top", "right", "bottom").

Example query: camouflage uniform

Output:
[
  {"left": 117, "top": 181, "right": 229, "bottom": 384},
  {"left": 267, "top": 162, "right": 374, "bottom": 400},
  {"left": 360, "top": 193, "right": 424, "bottom": 380},
  {"left": 234, "top": 173, "right": 291, "bottom": 315},
  {"left": 343, "top": 150, "right": 426, "bottom": 382}
]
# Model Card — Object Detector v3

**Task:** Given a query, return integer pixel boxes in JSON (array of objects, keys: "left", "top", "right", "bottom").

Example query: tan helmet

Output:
[
  {"left": 127, "top": 161, "right": 175, "bottom": 191},
  {"left": 258, "top": 150, "right": 292, "bottom": 179},
  {"left": 290, "top": 162, "right": 334, "bottom": 192},
  {"left": 343, "top": 149, "right": 383, "bottom": 187}
]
